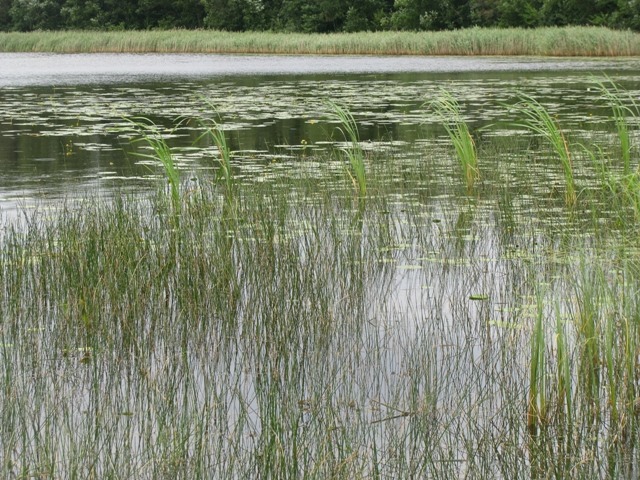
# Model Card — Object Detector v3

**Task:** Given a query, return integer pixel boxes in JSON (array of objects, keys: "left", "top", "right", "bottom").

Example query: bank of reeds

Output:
[{"left": 0, "top": 26, "right": 638, "bottom": 56}]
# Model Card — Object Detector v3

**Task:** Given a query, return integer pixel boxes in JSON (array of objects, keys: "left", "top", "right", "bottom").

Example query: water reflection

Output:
[
  {"left": 2, "top": 53, "right": 639, "bottom": 87},
  {"left": 0, "top": 58, "right": 639, "bottom": 211}
]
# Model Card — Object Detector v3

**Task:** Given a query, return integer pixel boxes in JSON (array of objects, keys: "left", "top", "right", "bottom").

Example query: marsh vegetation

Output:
[
  {"left": 0, "top": 27, "right": 639, "bottom": 56},
  {"left": 1, "top": 72, "right": 640, "bottom": 478}
]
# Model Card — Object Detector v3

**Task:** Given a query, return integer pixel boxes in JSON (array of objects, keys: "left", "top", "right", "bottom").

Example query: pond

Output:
[
  {"left": 1, "top": 53, "right": 639, "bottom": 211},
  {"left": 1, "top": 53, "right": 640, "bottom": 478}
]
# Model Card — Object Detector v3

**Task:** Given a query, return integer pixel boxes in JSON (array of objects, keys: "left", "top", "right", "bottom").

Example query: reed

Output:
[
  {"left": 129, "top": 118, "right": 181, "bottom": 218},
  {"left": 554, "top": 301, "right": 572, "bottom": 430},
  {"left": 198, "top": 118, "right": 235, "bottom": 204},
  {"left": 3, "top": 83, "right": 640, "bottom": 478},
  {"left": 0, "top": 27, "right": 637, "bottom": 56},
  {"left": 595, "top": 78, "right": 639, "bottom": 175},
  {"left": 574, "top": 261, "right": 602, "bottom": 421},
  {"left": 429, "top": 90, "right": 479, "bottom": 191},
  {"left": 514, "top": 93, "right": 577, "bottom": 207},
  {"left": 528, "top": 286, "right": 547, "bottom": 437},
  {"left": 327, "top": 100, "right": 367, "bottom": 197}
]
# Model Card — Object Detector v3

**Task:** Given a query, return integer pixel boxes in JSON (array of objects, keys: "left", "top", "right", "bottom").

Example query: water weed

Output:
[
  {"left": 513, "top": 93, "right": 577, "bottom": 207},
  {"left": 327, "top": 100, "right": 367, "bottom": 197},
  {"left": 129, "top": 117, "right": 181, "bottom": 219},
  {"left": 595, "top": 78, "right": 639, "bottom": 175},
  {"left": 429, "top": 90, "right": 479, "bottom": 191}
]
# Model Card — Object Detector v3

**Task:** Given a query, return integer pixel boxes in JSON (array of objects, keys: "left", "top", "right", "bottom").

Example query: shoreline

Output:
[{"left": 0, "top": 26, "right": 638, "bottom": 57}]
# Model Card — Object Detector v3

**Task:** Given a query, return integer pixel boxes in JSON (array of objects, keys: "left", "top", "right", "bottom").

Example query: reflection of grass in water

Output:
[{"left": 3, "top": 93, "right": 640, "bottom": 477}]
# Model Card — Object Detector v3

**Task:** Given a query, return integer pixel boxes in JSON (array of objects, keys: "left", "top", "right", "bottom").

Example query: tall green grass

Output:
[
  {"left": 514, "top": 93, "right": 577, "bottom": 207},
  {"left": 0, "top": 27, "right": 637, "bottom": 56},
  {"left": 129, "top": 117, "right": 181, "bottom": 218},
  {"left": 197, "top": 117, "right": 235, "bottom": 205},
  {"left": 528, "top": 286, "right": 547, "bottom": 437},
  {"left": 595, "top": 78, "right": 639, "bottom": 175},
  {"left": 2, "top": 88, "right": 640, "bottom": 478},
  {"left": 327, "top": 101, "right": 367, "bottom": 197},
  {"left": 583, "top": 81, "right": 640, "bottom": 219},
  {"left": 429, "top": 90, "right": 479, "bottom": 191}
]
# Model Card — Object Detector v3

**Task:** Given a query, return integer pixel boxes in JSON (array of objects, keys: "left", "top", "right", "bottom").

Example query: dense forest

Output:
[{"left": 0, "top": 0, "right": 638, "bottom": 33}]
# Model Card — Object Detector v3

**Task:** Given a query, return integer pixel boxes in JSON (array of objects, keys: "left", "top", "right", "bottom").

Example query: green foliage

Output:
[
  {"left": 202, "top": 0, "right": 265, "bottom": 31},
  {"left": 514, "top": 93, "right": 577, "bottom": 206},
  {"left": 430, "top": 90, "right": 479, "bottom": 191},
  {"left": 129, "top": 118, "right": 181, "bottom": 219},
  {"left": 327, "top": 101, "right": 367, "bottom": 197},
  {"left": 1, "top": 0, "right": 640, "bottom": 32},
  {"left": 391, "top": 0, "right": 471, "bottom": 30},
  {"left": 0, "top": 0, "right": 12, "bottom": 30},
  {"left": 470, "top": 0, "right": 500, "bottom": 26},
  {"left": 498, "top": 0, "right": 541, "bottom": 27},
  {"left": 9, "top": 0, "right": 64, "bottom": 31}
]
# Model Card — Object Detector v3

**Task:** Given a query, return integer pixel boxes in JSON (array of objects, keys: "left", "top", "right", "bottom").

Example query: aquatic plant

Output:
[
  {"left": 595, "top": 78, "right": 639, "bottom": 175},
  {"left": 429, "top": 90, "right": 479, "bottom": 191},
  {"left": 327, "top": 100, "right": 367, "bottom": 197},
  {"left": 4, "top": 72, "right": 640, "bottom": 479},
  {"left": 514, "top": 93, "right": 577, "bottom": 207},
  {"left": 528, "top": 287, "right": 547, "bottom": 437},
  {"left": 0, "top": 27, "right": 638, "bottom": 56},
  {"left": 554, "top": 300, "right": 572, "bottom": 431},
  {"left": 199, "top": 119, "right": 235, "bottom": 201},
  {"left": 129, "top": 117, "right": 181, "bottom": 218}
]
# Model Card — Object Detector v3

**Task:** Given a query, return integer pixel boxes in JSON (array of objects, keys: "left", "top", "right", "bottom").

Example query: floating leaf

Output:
[{"left": 470, "top": 294, "right": 489, "bottom": 301}]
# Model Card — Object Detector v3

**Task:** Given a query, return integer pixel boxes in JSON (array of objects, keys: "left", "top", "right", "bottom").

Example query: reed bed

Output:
[
  {"left": 0, "top": 26, "right": 638, "bottom": 56},
  {"left": 0, "top": 88, "right": 640, "bottom": 478}
]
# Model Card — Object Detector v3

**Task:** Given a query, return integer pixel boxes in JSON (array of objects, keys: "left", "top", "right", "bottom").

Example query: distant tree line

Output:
[{"left": 0, "top": 0, "right": 638, "bottom": 32}]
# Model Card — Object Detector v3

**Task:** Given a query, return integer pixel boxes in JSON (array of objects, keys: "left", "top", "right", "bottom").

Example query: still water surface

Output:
[{"left": 0, "top": 53, "right": 639, "bottom": 212}]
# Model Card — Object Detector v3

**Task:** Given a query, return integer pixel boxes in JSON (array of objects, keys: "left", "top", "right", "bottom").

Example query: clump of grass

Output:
[
  {"left": 528, "top": 286, "right": 548, "bottom": 437},
  {"left": 554, "top": 300, "right": 572, "bottom": 432},
  {"left": 573, "top": 262, "right": 602, "bottom": 423},
  {"left": 129, "top": 117, "right": 181, "bottom": 219},
  {"left": 513, "top": 93, "right": 577, "bottom": 207},
  {"left": 595, "top": 78, "right": 639, "bottom": 175},
  {"left": 429, "top": 90, "right": 479, "bottom": 191},
  {"left": 327, "top": 100, "right": 367, "bottom": 197},
  {"left": 198, "top": 119, "right": 235, "bottom": 204}
]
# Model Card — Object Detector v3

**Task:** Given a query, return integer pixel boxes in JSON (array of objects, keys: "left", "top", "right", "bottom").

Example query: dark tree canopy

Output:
[{"left": 0, "top": 0, "right": 638, "bottom": 32}]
